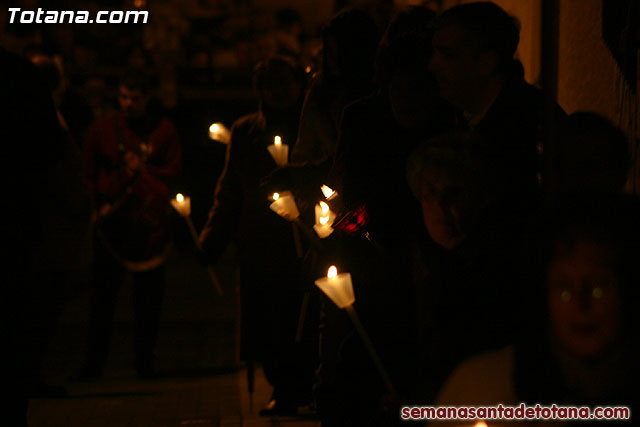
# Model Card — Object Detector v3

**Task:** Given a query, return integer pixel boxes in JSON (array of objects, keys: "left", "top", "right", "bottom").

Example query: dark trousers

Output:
[
  {"left": 239, "top": 262, "right": 317, "bottom": 405},
  {"left": 84, "top": 239, "right": 166, "bottom": 373}
]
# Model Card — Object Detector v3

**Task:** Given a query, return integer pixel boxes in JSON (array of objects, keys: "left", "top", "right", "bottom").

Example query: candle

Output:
[
  {"left": 269, "top": 190, "right": 299, "bottom": 221},
  {"left": 314, "top": 265, "right": 399, "bottom": 399},
  {"left": 267, "top": 135, "right": 289, "bottom": 166},
  {"left": 320, "top": 184, "right": 338, "bottom": 201},
  {"left": 314, "top": 266, "right": 355, "bottom": 309},
  {"left": 170, "top": 193, "right": 191, "bottom": 217},
  {"left": 313, "top": 201, "right": 336, "bottom": 238},
  {"left": 208, "top": 122, "right": 231, "bottom": 144},
  {"left": 170, "top": 193, "right": 224, "bottom": 296}
]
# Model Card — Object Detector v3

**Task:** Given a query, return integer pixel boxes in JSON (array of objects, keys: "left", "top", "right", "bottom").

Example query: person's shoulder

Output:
[
  {"left": 155, "top": 116, "right": 179, "bottom": 134},
  {"left": 435, "top": 346, "right": 516, "bottom": 406},
  {"left": 342, "top": 92, "right": 388, "bottom": 120},
  {"left": 231, "top": 111, "right": 263, "bottom": 132},
  {"left": 511, "top": 79, "right": 566, "bottom": 119}
]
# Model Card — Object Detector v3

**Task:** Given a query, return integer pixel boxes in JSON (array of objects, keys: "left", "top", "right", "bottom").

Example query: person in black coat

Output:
[
  {"left": 429, "top": 1, "right": 566, "bottom": 222},
  {"left": 316, "top": 8, "right": 458, "bottom": 425},
  {"left": 199, "top": 56, "right": 314, "bottom": 415}
]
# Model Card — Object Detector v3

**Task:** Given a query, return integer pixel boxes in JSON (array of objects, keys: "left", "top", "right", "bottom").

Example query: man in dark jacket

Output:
[{"left": 429, "top": 1, "right": 566, "bottom": 215}]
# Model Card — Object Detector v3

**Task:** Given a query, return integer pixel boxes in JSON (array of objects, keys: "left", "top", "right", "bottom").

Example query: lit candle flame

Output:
[
  {"left": 327, "top": 265, "right": 337, "bottom": 278},
  {"left": 274, "top": 135, "right": 282, "bottom": 146},
  {"left": 320, "top": 215, "right": 329, "bottom": 225},
  {"left": 176, "top": 193, "right": 184, "bottom": 203},
  {"left": 320, "top": 201, "right": 329, "bottom": 215},
  {"left": 209, "top": 123, "right": 220, "bottom": 133},
  {"left": 273, "top": 192, "right": 280, "bottom": 201},
  {"left": 474, "top": 422, "right": 488, "bottom": 427}
]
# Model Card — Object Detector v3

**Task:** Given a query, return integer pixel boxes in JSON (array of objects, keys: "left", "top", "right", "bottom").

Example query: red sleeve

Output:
[{"left": 144, "top": 118, "right": 182, "bottom": 184}]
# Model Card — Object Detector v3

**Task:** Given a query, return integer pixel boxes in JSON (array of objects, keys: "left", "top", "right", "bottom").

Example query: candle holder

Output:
[
  {"left": 315, "top": 266, "right": 398, "bottom": 399},
  {"left": 269, "top": 191, "right": 299, "bottom": 221},
  {"left": 320, "top": 184, "right": 338, "bottom": 201},
  {"left": 313, "top": 201, "right": 336, "bottom": 239},
  {"left": 267, "top": 135, "right": 289, "bottom": 167},
  {"left": 171, "top": 193, "right": 224, "bottom": 296},
  {"left": 208, "top": 122, "right": 231, "bottom": 144}
]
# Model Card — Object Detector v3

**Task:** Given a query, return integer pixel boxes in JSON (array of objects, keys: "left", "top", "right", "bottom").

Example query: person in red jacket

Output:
[{"left": 80, "top": 69, "right": 181, "bottom": 379}]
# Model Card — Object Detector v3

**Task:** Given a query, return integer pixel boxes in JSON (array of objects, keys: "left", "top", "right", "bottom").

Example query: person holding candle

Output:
[
  {"left": 260, "top": 9, "right": 380, "bottom": 209},
  {"left": 315, "top": 7, "right": 459, "bottom": 425},
  {"left": 79, "top": 69, "right": 182, "bottom": 380},
  {"left": 199, "top": 56, "right": 315, "bottom": 416}
]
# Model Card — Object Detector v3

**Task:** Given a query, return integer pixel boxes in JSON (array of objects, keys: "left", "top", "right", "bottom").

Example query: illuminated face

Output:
[
  {"left": 547, "top": 240, "right": 621, "bottom": 359},
  {"left": 119, "top": 85, "right": 149, "bottom": 119},
  {"left": 420, "top": 164, "right": 471, "bottom": 250},
  {"left": 428, "top": 24, "right": 486, "bottom": 109}
]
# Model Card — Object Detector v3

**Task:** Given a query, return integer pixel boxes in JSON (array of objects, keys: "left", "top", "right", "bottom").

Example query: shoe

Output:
[{"left": 258, "top": 399, "right": 299, "bottom": 417}]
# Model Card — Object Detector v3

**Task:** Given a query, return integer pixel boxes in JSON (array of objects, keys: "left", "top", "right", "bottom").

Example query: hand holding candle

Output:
[{"left": 267, "top": 135, "right": 289, "bottom": 167}]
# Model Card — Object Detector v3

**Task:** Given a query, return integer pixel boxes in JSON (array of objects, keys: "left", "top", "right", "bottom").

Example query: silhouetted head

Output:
[
  {"left": 376, "top": 7, "right": 440, "bottom": 127},
  {"left": 253, "top": 55, "right": 305, "bottom": 111},
  {"left": 429, "top": 2, "right": 520, "bottom": 109},
  {"left": 553, "top": 111, "right": 630, "bottom": 193},
  {"left": 322, "top": 8, "right": 379, "bottom": 82}
]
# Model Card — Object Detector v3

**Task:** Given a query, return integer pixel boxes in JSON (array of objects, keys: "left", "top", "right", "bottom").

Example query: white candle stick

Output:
[
  {"left": 313, "top": 201, "right": 336, "bottom": 239},
  {"left": 171, "top": 193, "right": 224, "bottom": 296},
  {"left": 315, "top": 266, "right": 398, "bottom": 398},
  {"left": 267, "top": 135, "right": 289, "bottom": 167},
  {"left": 268, "top": 191, "right": 303, "bottom": 257}
]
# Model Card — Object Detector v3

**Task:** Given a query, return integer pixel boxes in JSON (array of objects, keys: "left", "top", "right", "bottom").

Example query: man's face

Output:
[
  {"left": 547, "top": 240, "right": 621, "bottom": 359},
  {"left": 119, "top": 85, "right": 149, "bottom": 119},
  {"left": 429, "top": 24, "right": 486, "bottom": 109}
]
